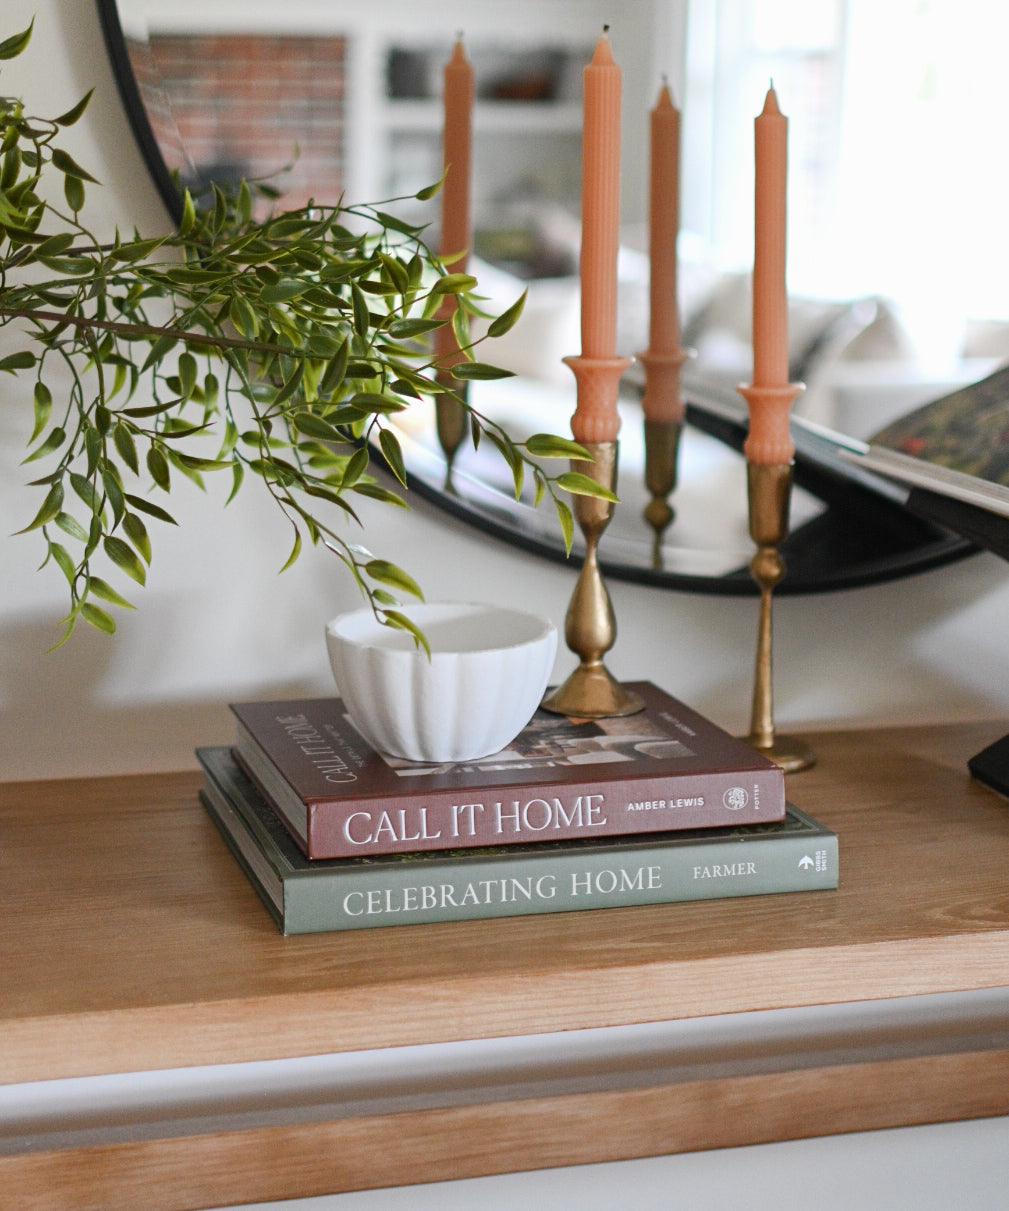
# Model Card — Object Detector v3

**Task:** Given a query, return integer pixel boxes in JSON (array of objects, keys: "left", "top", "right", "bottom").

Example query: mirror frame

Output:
[{"left": 94, "top": 0, "right": 975, "bottom": 596}]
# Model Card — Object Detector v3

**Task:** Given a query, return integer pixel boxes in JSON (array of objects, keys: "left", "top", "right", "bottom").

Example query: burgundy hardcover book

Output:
[{"left": 230, "top": 683, "right": 786, "bottom": 859}]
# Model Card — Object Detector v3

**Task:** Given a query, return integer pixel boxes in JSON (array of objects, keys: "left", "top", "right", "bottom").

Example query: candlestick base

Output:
[
  {"left": 434, "top": 374, "right": 469, "bottom": 494},
  {"left": 745, "top": 731, "right": 816, "bottom": 774},
  {"left": 739, "top": 460, "right": 816, "bottom": 774},
  {"left": 642, "top": 417, "right": 683, "bottom": 569},
  {"left": 541, "top": 441, "right": 645, "bottom": 719},
  {"left": 542, "top": 662, "right": 645, "bottom": 720}
]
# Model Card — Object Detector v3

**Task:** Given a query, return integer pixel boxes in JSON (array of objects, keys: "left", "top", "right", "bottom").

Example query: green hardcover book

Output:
[{"left": 198, "top": 747, "right": 838, "bottom": 934}]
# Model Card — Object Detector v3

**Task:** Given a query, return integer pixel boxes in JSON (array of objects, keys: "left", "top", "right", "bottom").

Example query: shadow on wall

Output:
[{"left": 0, "top": 610, "right": 331, "bottom": 782}]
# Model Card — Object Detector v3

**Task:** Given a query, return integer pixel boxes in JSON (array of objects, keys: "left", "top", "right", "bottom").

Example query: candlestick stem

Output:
[
  {"left": 743, "top": 461, "right": 815, "bottom": 772},
  {"left": 542, "top": 442, "right": 645, "bottom": 718},
  {"left": 434, "top": 373, "right": 468, "bottom": 494},
  {"left": 643, "top": 417, "right": 682, "bottom": 569}
]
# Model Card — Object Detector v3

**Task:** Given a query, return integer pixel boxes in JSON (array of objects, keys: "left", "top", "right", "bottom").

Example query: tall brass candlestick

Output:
[
  {"left": 738, "top": 385, "right": 815, "bottom": 773},
  {"left": 541, "top": 437, "right": 644, "bottom": 719}
]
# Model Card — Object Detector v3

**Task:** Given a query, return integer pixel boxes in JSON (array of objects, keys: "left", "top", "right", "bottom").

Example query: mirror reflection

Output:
[{"left": 102, "top": 0, "right": 988, "bottom": 591}]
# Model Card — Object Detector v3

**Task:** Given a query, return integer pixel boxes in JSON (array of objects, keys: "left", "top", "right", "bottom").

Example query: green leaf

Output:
[
  {"left": 292, "top": 411, "right": 345, "bottom": 441},
  {"left": 147, "top": 446, "right": 171, "bottom": 492},
  {"left": 55, "top": 512, "right": 89, "bottom": 543},
  {"left": 237, "top": 179, "right": 253, "bottom": 224},
  {"left": 83, "top": 426, "right": 100, "bottom": 472},
  {"left": 261, "top": 279, "right": 307, "bottom": 303},
  {"left": 378, "top": 428, "right": 408, "bottom": 488},
  {"left": 109, "top": 236, "right": 165, "bottom": 263},
  {"left": 351, "top": 482, "right": 408, "bottom": 509},
  {"left": 179, "top": 188, "right": 197, "bottom": 237},
  {"left": 488, "top": 290, "right": 528, "bottom": 338},
  {"left": 51, "top": 148, "right": 100, "bottom": 184},
  {"left": 55, "top": 88, "right": 95, "bottom": 127},
  {"left": 554, "top": 497, "right": 575, "bottom": 555},
  {"left": 103, "top": 466, "right": 126, "bottom": 523},
  {"left": 141, "top": 334, "right": 177, "bottom": 374},
  {"left": 431, "top": 273, "right": 478, "bottom": 296},
  {"left": 113, "top": 423, "right": 139, "bottom": 475},
  {"left": 449, "top": 362, "right": 514, "bottom": 381},
  {"left": 64, "top": 174, "right": 85, "bottom": 213},
  {"left": 15, "top": 482, "right": 64, "bottom": 533},
  {"left": 21, "top": 426, "right": 66, "bottom": 464},
  {"left": 371, "top": 210, "right": 425, "bottom": 237},
  {"left": 524, "top": 434, "right": 593, "bottom": 460},
  {"left": 70, "top": 473, "right": 102, "bottom": 514},
  {"left": 81, "top": 602, "right": 116, "bottom": 635},
  {"left": 0, "top": 18, "right": 33, "bottom": 60},
  {"left": 178, "top": 352, "right": 198, "bottom": 400},
  {"left": 351, "top": 283, "right": 369, "bottom": 337},
  {"left": 556, "top": 472, "right": 619, "bottom": 503},
  {"left": 278, "top": 529, "right": 302, "bottom": 573},
  {"left": 382, "top": 609, "right": 431, "bottom": 657},
  {"left": 272, "top": 361, "right": 305, "bottom": 406},
  {"left": 226, "top": 461, "right": 244, "bottom": 505},
  {"left": 49, "top": 541, "right": 77, "bottom": 585},
  {"left": 0, "top": 350, "right": 35, "bottom": 373},
  {"left": 89, "top": 577, "right": 136, "bottom": 610},
  {"left": 229, "top": 293, "right": 260, "bottom": 340},
  {"left": 341, "top": 446, "right": 369, "bottom": 489},
  {"left": 36, "top": 232, "right": 75, "bottom": 257},
  {"left": 388, "top": 317, "right": 444, "bottom": 340},
  {"left": 123, "top": 512, "right": 152, "bottom": 563},
  {"left": 320, "top": 337, "right": 350, "bottom": 396},
  {"left": 176, "top": 454, "right": 233, "bottom": 473},
  {"left": 104, "top": 535, "right": 146, "bottom": 586},
  {"left": 124, "top": 493, "right": 177, "bottom": 525},
  {"left": 415, "top": 168, "right": 447, "bottom": 201},
  {"left": 533, "top": 472, "right": 546, "bottom": 507},
  {"left": 366, "top": 559, "right": 424, "bottom": 601},
  {"left": 47, "top": 616, "right": 77, "bottom": 652},
  {"left": 349, "top": 392, "right": 407, "bottom": 415},
  {"left": 30, "top": 382, "right": 52, "bottom": 443}
]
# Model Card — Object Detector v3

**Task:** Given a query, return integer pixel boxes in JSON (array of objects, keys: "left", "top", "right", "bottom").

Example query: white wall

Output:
[{"left": 2, "top": 0, "right": 1009, "bottom": 782}]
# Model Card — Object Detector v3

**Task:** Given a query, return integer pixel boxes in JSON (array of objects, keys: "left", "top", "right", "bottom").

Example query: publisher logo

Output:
[{"left": 722, "top": 787, "right": 749, "bottom": 811}]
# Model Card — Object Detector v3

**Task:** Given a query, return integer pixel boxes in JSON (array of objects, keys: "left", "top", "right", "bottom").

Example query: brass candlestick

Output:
[
  {"left": 434, "top": 372, "right": 468, "bottom": 494},
  {"left": 542, "top": 441, "right": 645, "bottom": 719},
  {"left": 742, "top": 459, "right": 816, "bottom": 772},
  {"left": 639, "top": 348, "right": 689, "bottom": 568},
  {"left": 643, "top": 417, "right": 683, "bottom": 568}
]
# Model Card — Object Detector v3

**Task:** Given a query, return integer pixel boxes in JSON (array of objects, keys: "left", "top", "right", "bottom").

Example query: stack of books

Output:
[{"left": 198, "top": 682, "right": 838, "bottom": 934}]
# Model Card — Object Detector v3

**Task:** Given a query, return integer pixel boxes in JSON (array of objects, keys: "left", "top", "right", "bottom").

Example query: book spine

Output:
[
  {"left": 304, "top": 768, "right": 787, "bottom": 859},
  {"left": 285, "top": 830, "right": 838, "bottom": 934}
]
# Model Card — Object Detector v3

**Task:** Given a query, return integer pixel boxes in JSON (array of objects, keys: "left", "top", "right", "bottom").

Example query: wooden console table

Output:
[{"left": 4, "top": 721, "right": 1009, "bottom": 1208}]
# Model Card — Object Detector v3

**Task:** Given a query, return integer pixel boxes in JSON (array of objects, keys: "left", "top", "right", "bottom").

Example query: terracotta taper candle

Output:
[
  {"left": 434, "top": 36, "right": 475, "bottom": 486},
  {"left": 640, "top": 80, "right": 689, "bottom": 564}
]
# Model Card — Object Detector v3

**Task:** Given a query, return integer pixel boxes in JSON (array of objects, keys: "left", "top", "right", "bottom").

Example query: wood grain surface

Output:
[
  {"left": 5, "top": 1046, "right": 1009, "bottom": 1210},
  {"left": 4, "top": 721, "right": 1009, "bottom": 1086}
]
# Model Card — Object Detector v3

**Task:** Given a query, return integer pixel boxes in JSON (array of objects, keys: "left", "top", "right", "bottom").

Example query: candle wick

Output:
[
  {"left": 603, "top": 23, "right": 610, "bottom": 33},
  {"left": 661, "top": 72, "right": 668, "bottom": 85},
  {"left": 456, "top": 29, "right": 464, "bottom": 41},
  {"left": 769, "top": 76, "right": 775, "bottom": 90}
]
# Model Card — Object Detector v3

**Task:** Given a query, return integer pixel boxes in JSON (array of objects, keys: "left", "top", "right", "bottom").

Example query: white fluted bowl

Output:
[{"left": 325, "top": 602, "right": 557, "bottom": 762}]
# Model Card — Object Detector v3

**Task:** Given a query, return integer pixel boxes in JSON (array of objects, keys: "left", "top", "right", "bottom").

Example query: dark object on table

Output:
[{"left": 904, "top": 487, "right": 1009, "bottom": 793}]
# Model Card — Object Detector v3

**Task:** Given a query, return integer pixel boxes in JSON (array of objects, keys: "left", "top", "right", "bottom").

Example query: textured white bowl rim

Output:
[{"left": 326, "top": 602, "right": 556, "bottom": 657}]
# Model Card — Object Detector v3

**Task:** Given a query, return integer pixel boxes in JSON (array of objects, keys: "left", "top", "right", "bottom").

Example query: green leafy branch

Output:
[{"left": 0, "top": 19, "right": 613, "bottom": 651}]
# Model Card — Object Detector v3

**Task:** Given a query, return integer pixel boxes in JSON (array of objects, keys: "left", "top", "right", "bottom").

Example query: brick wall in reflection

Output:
[{"left": 129, "top": 34, "right": 347, "bottom": 215}]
